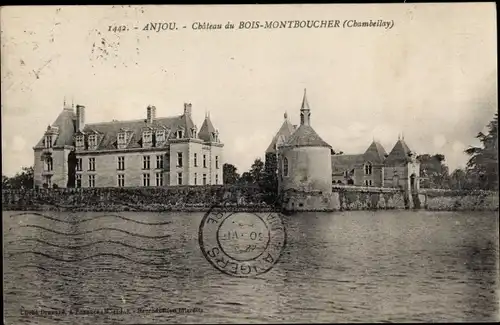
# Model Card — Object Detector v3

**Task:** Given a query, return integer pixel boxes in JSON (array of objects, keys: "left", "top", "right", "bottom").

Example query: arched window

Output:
[
  {"left": 364, "top": 162, "right": 372, "bottom": 175},
  {"left": 283, "top": 157, "right": 289, "bottom": 177}
]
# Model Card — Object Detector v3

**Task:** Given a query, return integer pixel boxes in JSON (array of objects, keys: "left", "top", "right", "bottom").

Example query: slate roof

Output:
[
  {"left": 266, "top": 114, "right": 296, "bottom": 153},
  {"left": 331, "top": 154, "right": 363, "bottom": 174},
  {"left": 362, "top": 141, "right": 387, "bottom": 164},
  {"left": 283, "top": 124, "right": 331, "bottom": 148},
  {"left": 198, "top": 115, "right": 216, "bottom": 142},
  {"left": 82, "top": 113, "right": 196, "bottom": 150},
  {"left": 384, "top": 139, "right": 413, "bottom": 166},
  {"left": 35, "top": 108, "right": 76, "bottom": 148},
  {"left": 34, "top": 106, "right": 200, "bottom": 150}
]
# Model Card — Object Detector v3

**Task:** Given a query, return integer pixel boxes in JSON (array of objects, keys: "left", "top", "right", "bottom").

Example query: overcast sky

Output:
[{"left": 1, "top": 4, "right": 497, "bottom": 177}]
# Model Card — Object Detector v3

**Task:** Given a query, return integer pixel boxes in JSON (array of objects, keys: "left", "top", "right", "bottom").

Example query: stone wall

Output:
[
  {"left": 2, "top": 185, "right": 498, "bottom": 212},
  {"left": 419, "top": 188, "right": 499, "bottom": 211},
  {"left": 1, "top": 185, "right": 273, "bottom": 212}
]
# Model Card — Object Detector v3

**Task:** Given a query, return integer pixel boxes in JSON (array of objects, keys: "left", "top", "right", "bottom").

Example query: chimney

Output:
[
  {"left": 184, "top": 103, "right": 192, "bottom": 117},
  {"left": 147, "top": 105, "right": 156, "bottom": 124},
  {"left": 76, "top": 105, "right": 86, "bottom": 132}
]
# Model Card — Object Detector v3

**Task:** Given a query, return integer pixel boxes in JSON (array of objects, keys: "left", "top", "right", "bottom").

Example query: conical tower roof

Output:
[
  {"left": 283, "top": 88, "right": 331, "bottom": 148},
  {"left": 266, "top": 112, "right": 296, "bottom": 153},
  {"left": 363, "top": 140, "right": 387, "bottom": 164},
  {"left": 198, "top": 113, "right": 216, "bottom": 142},
  {"left": 283, "top": 124, "right": 331, "bottom": 148},
  {"left": 34, "top": 107, "right": 76, "bottom": 148},
  {"left": 385, "top": 139, "right": 413, "bottom": 166}
]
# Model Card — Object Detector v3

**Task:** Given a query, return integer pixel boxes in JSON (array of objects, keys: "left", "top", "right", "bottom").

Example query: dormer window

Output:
[
  {"left": 156, "top": 130, "right": 165, "bottom": 144},
  {"left": 75, "top": 135, "right": 84, "bottom": 149},
  {"left": 45, "top": 135, "right": 53, "bottom": 148},
  {"left": 191, "top": 127, "right": 197, "bottom": 139},
  {"left": 177, "top": 130, "right": 183, "bottom": 139},
  {"left": 142, "top": 130, "right": 153, "bottom": 148},
  {"left": 88, "top": 134, "right": 98, "bottom": 149},
  {"left": 117, "top": 130, "right": 128, "bottom": 149}
]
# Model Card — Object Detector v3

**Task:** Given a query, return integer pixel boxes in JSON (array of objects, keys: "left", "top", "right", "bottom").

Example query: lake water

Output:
[{"left": 3, "top": 210, "right": 499, "bottom": 324}]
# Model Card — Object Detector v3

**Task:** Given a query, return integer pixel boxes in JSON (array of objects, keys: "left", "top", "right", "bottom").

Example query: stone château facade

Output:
[{"left": 33, "top": 100, "right": 223, "bottom": 188}]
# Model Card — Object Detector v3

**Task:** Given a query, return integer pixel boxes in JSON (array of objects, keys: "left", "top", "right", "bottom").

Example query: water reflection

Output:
[{"left": 3, "top": 210, "right": 499, "bottom": 323}]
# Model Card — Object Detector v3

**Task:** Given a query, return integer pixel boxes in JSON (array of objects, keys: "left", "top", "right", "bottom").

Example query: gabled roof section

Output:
[
  {"left": 283, "top": 124, "right": 331, "bottom": 148},
  {"left": 81, "top": 116, "right": 181, "bottom": 150},
  {"left": 362, "top": 141, "right": 387, "bottom": 164},
  {"left": 266, "top": 114, "right": 296, "bottom": 153},
  {"left": 331, "top": 154, "right": 363, "bottom": 174},
  {"left": 34, "top": 109, "right": 76, "bottom": 148},
  {"left": 384, "top": 139, "right": 413, "bottom": 166},
  {"left": 198, "top": 115, "right": 216, "bottom": 142}
]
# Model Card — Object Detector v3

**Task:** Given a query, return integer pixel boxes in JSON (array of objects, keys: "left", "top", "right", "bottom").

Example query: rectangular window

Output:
[
  {"left": 216, "top": 174, "right": 219, "bottom": 184},
  {"left": 45, "top": 157, "right": 53, "bottom": 171},
  {"left": 143, "top": 131, "right": 152, "bottom": 141},
  {"left": 88, "top": 135, "right": 97, "bottom": 148},
  {"left": 156, "top": 130, "right": 165, "bottom": 144},
  {"left": 203, "top": 155, "right": 207, "bottom": 168},
  {"left": 156, "top": 155, "right": 164, "bottom": 169},
  {"left": 156, "top": 173, "right": 163, "bottom": 186},
  {"left": 143, "top": 173, "right": 150, "bottom": 187},
  {"left": 203, "top": 173, "right": 207, "bottom": 185},
  {"left": 177, "top": 172, "right": 183, "bottom": 185},
  {"left": 177, "top": 130, "right": 183, "bottom": 139},
  {"left": 76, "top": 174, "right": 82, "bottom": 188},
  {"left": 143, "top": 155, "right": 150, "bottom": 170},
  {"left": 118, "top": 174, "right": 125, "bottom": 187},
  {"left": 88, "top": 158, "right": 95, "bottom": 171},
  {"left": 177, "top": 152, "right": 183, "bottom": 167},
  {"left": 194, "top": 172, "right": 198, "bottom": 185},
  {"left": 75, "top": 135, "right": 84, "bottom": 148},
  {"left": 117, "top": 132, "right": 128, "bottom": 149},
  {"left": 215, "top": 156, "right": 219, "bottom": 169},
  {"left": 117, "top": 156, "right": 125, "bottom": 170},
  {"left": 88, "top": 175, "right": 95, "bottom": 188},
  {"left": 194, "top": 153, "right": 198, "bottom": 167},
  {"left": 76, "top": 158, "right": 82, "bottom": 171}
]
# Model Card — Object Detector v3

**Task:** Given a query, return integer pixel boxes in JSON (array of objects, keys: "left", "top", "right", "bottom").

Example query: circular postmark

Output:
[{"left": 198, "top": 204, "right": 286, "bottom": 277}]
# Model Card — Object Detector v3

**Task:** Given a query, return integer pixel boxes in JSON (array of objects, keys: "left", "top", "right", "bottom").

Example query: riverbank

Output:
[{"left": 2, "top": 186, "right": 498, "bottom": 212}]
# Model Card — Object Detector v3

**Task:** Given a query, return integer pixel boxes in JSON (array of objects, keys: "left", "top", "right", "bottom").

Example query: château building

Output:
[
  {"left": 330, "top": 137, "right": 420, "bottom": 192},
  {"left": 33, "top": 100, "right": 224, "bottom": 188},
  {"left": 265, "top": 90, "right": 420, "bottom": 194}
]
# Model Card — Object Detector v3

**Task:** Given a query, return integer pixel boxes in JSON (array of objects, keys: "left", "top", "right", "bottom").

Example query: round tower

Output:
[{"left": 278, "top": 89, "right": 332, "bottom": 196}]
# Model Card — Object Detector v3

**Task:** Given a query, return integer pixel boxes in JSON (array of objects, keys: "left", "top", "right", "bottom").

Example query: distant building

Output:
[
  {"left": 266, "top": 91, "right": 420, "bottom": 194},
  {"left": 331, "top": 137, "right": 420, "bottom": 192},
  {"left": 33, "top": 100, "right": 224, "bottom": 188}
]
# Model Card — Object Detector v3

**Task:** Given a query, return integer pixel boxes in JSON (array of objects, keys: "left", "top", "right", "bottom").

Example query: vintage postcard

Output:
[{"left": 2, "top": 3, "right": 498, "bottom": 324}]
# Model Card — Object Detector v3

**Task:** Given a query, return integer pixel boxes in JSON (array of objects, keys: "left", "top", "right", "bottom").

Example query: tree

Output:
[
  {"left": 250, "top": 158, "right": 265, "bottom": 185},
  {"left": 2, "top": 175, "right": 11, "bottom": 189},
  {"left": 3, "top": 166, "right": 34, "bottom": 189},
  {"left": 448, "top": 168, "right": 468, "bottom": 190},
  {"left": 417, "top": 154, "right": 450, "bottom": 189},
  {"left": 262, "top": 153, "right": 279, "bottom": 203},
  {"left": 237, "top": 158, "right": 265, "bottom": 185},
  {"left": 465, "top": 113, "right": 498, "bottom": 190},
  {"left": 222, "top": 163, "right": 240, "bottom": 184}
]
